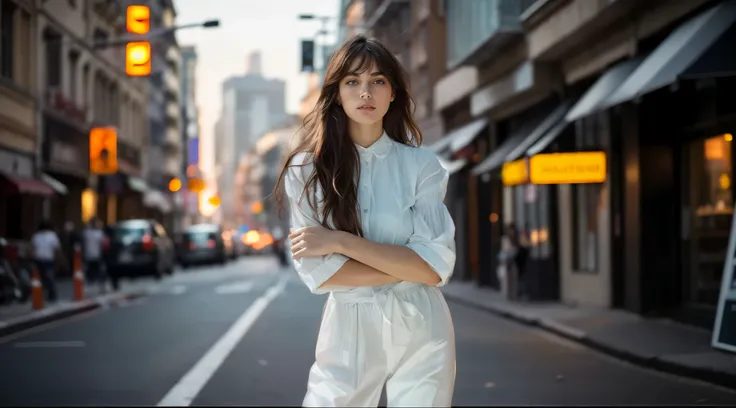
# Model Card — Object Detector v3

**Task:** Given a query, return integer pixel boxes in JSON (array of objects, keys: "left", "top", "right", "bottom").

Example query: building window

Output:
[
  {"left": 1, "top": 1, "right": 15, "bottom": 79},
  {"left": 572, "top": 116, "right": 602, "bottom": 272},
  {"left": 686, "top": 133, "right": 733, "bottom": 306},
  {"left": 69, "top": 51, "right": 79, "bottom": 102},
  {"left": 45, "top": 32, "right": 62, "bottom": 88}
]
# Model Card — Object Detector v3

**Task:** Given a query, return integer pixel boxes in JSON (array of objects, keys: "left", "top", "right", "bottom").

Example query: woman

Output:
[{"left": 275, "top": 35, "right": 456, "bottom": 407}]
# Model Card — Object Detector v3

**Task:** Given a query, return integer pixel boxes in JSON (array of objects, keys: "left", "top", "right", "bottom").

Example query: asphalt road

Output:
[{"left": 1, "top": 256, "right": 734, "bottom": 406}]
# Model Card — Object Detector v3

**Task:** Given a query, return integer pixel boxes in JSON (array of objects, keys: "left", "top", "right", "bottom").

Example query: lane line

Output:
[
  {"left": 214, "top": 281, "right": 254, "bottom": 295},
  {"left": 14, "top": 340, "right": 86, "bottom": 348},
  {"left": 156, "top": 275, "right": 290, "bottom": 407}
]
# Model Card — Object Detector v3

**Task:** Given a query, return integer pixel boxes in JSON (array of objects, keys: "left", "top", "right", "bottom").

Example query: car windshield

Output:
[{"left": 113, "top": 227, "right": 148, "bottom": 245}]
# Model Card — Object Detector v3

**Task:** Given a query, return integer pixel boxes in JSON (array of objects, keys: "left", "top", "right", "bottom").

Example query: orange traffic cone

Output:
[
  {"left": 73, "top": 247, "right": 85, "bottom": 301},
  {"left": 31, "top": 267, "right": 44, "bottom": 310}
]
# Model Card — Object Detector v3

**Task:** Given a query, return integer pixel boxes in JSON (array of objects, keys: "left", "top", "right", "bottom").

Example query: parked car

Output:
[
  {"left": 178, "top": 223, "right": 230, "bottom": 268},
  {"left": 104, "top": 219, "right": 176, "bottom": 288}
]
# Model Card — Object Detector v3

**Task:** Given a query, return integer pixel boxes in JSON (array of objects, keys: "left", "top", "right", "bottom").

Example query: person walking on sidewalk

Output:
[
  {"left": 277, "top": 35, "right": 457, "bottom": 407},
  {"left": 30, "top": 220, "right": 62, "bottom": 302},
  {"left": 82, "top": 217, "right": 107, "bottom": 293}
]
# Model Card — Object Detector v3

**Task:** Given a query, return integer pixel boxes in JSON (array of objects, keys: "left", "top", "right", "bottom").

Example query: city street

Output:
[{"left": 1, "top": 257, "right": 734, "bottom": 406}]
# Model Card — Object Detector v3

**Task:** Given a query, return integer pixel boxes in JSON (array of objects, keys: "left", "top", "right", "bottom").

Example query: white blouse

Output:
[{"left": 284, "top": 131, "right": 456, "bottom": 295}]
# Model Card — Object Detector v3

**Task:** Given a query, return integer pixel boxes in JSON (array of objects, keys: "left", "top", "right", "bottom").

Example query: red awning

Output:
[{"left": 0, "top": 173, "right": 56, "bottom": 196}]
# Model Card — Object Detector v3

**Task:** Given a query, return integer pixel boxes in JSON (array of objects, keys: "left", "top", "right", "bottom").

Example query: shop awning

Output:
[
  {"left": 425, "top": 118, "right": 488, "bottom": 155},
  {"left": 565, "top": 56, "right": 645, "bottom": 122},
  {"left": 471, "top": 114, "right": 546, "bottom": 176},
  {"left": 525, "top": 119, "right": 569, "bottom": 156},
  {"left": 127, "top": 177, "right": 149, "bottom": 193},
  {"left": 41, "top": 173, "right": 68, "bottom": 195},
  {"left": 600, "top": 0, "right": 736, "bottom": 110},
  {"left": 505, "top": 100, "right": 574, "bottom": 163},
  {"left": 438, "top": 157, "right": 468, "bottom": 176},
  {"left": 0, "top": 172, "right": 55, "bottom": 197}
]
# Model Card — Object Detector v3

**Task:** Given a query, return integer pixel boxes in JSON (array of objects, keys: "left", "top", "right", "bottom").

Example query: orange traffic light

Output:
[
  {"left": 90, "top": 127, "right": 118, "bottom": 174},
  {"left": 126, "top": 41, "right": 151, "bottom": 76},
  {"left": 126, "top": 5, "right": 150, "bottom": 34},
  {"left": 169, "top": 178, "right": 182, "bottom": 192}
]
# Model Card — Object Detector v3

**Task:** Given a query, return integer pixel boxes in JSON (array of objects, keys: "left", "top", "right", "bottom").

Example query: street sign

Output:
[
  {"left": 713, "top": 203, "right": 736, "bottom": 353},
  {"left": 89, "top": 127, "right": 118, "bottom": 175}
]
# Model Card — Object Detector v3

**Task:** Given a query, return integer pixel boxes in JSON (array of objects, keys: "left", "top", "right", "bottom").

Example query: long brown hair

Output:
[{"left": 274, "top": 35, "right": 422, "bottom": 236}]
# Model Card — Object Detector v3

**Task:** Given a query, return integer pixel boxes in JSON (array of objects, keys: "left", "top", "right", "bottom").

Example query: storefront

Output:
[
  {"left": 576, "top": 0, "right": 736, "bottom": 324},
  {"left": 0, "top": 149, "right": 55, "bottom": 240},
  {"left": 471, "top": 95, "right": 569, "bottom": 299},
  {"left": 426, "top": 115, "right": 489, "bottom": 283}
]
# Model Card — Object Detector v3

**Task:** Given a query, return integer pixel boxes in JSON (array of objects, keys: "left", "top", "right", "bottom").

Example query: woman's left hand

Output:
[{"left": 289, "top": 225, "right": 342, "bottom": 259}]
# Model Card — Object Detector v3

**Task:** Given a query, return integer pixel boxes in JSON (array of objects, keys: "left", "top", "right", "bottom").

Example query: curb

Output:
[
  {"left": 442, "top": 292, "right": 736, "bottom": 391},
  {"left": 0, "top": 291, "right": 146, "bottom": 338}
]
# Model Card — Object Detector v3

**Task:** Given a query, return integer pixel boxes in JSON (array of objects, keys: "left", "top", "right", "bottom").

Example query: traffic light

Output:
[
  {"left": 126, "top": 41, "right": 151, "bottom": 76},
  {"left": 126, "top": 5, "right": 150, "bottom": 34},
  {"left": 301, "top": 40, "right": 315, "bottom": 72},
  {"left": 125, "top": 5, "right": 151, "bottom": 77},
  {"left": 90, "top": 127, "right": 118, "bottom": 174}
]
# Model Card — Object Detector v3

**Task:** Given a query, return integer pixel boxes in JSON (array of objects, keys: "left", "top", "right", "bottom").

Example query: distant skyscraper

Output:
[{"left": 215, "top": 53, "right": 287, "bottom": 226}]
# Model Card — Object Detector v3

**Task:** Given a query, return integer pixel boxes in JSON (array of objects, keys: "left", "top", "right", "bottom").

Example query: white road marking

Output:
[
  {"left": 156, "top": 275, "right": 290, "bottom": 406},
  {"left": 214, "top": 281, "right": 254, "bottom": 295},
  {"left": 14, "top": 340, "right": 86, "bottom": 348}
]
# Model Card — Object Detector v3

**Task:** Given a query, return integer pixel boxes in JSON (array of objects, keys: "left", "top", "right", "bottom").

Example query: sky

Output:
[{"left": 173, "top": 0, "right": 340, "bottom": 172}]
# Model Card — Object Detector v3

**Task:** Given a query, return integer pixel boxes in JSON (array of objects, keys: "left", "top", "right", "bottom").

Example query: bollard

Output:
[
  {"left": 73, "top": 246, "right": 85, "bottom": 301},
  {"left": 31, "top": 267, "right": 44, "bottom": 310}
]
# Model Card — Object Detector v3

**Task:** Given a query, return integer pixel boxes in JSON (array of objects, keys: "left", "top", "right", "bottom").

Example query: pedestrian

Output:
[
  {"left": 276, "top": 35, "right": 456, "bottom": 407},
  {"left": 82, "top": 217, "right": 107, "bottom": 293},
  {"left": 30, "top": 220, "right": 62, "bottom": 302}
]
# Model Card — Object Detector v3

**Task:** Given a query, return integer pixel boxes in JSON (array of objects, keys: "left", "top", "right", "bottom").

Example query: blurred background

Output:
[{"left": 1, "top": 0, "right": 736, "bottom": 405}]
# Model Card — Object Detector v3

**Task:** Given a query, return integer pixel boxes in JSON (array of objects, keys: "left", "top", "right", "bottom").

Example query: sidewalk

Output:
[
  {"left": 0, "top": 278, "right": 148, "bottom": 337},
  {"left": 442, "top": 280, "right": 736, "bottom": 390}
]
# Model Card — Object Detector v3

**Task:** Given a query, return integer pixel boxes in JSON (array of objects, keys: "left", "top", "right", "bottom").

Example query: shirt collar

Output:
[{"left": 355, "top": 131, "right": 393, "bottom": 159}]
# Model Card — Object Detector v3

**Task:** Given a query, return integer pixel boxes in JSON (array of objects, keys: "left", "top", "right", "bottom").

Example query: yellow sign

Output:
[
  {"left": 89, "top": 127, "right": 118, "bottom": 174},
  {"left": 502, "top": 159, "right": 528, "bottom": 186},
  {"left": 126, "top": 5, "right": 150, "bottom": 34},
  {"left": 126, "top": 41, "right": 151, "bottom": 76},
  {"left": 529, "top": 151, "right": 606, "bottom": 184}
]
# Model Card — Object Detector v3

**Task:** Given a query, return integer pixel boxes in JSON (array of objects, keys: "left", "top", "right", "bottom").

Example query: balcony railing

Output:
[{"left": 445, "top": 0, "right": 527, "bottom": 68}]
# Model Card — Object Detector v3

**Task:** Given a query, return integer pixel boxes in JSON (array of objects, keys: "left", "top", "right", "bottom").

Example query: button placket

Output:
[{"left": 360, "top": 153, "right": 372, "bottom": 235}]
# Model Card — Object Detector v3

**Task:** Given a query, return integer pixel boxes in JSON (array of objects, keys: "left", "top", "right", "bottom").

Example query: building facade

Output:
[
  {"left": 425, "top": 0, "right": 736, "bottom": 334},
  {"left": 0, "top": 0, "right": 48, "bottom": 241},
  {"left": 36, "top": 0, "right": 149, "bottom": 230}
]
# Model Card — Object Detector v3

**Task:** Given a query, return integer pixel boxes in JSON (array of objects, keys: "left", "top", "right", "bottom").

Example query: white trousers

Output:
[{"left": 303, "top": 282, "right": 456, "bottom": 407}]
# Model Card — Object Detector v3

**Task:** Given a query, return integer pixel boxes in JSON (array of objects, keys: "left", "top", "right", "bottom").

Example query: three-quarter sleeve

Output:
[
  {"left": 284, "top": 155, "right": 349, "bottom": 294},
  {"left": 406, "top": 154, "right": 456, "bottom": 287}
]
